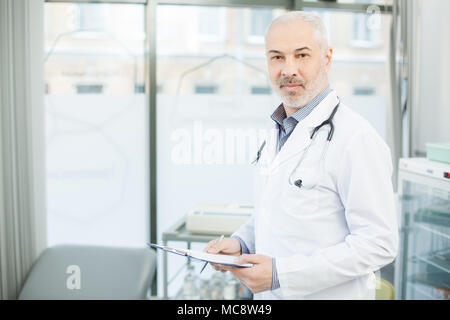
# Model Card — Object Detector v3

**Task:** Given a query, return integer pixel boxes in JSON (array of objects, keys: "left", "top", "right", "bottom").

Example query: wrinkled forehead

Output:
[{"left": 265, "top": 20, "right": 320, "bottom": 54}]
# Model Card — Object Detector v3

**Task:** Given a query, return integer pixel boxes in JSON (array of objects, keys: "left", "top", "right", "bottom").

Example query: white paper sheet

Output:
[{"left": 148, "top": 243, "right": 253, "bottom": 268}]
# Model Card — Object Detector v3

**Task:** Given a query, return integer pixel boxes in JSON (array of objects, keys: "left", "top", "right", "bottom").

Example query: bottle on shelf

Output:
[
  {"left": 183, "top": 264, "right": 199, "bottom": 299},
  {"left": 209, "top": 272, "right": 225, "bottom": 300},
  {"left": 199, "top": 278, "right": 211, "bottom": 300},
  {"left": 223, "top": 272, "right": 239, "bottom": 300}
]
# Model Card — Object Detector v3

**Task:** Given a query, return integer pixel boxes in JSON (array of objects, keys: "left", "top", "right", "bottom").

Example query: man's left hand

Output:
[{"left": 221, "top": 254, "right": 273, "bottom": 294}]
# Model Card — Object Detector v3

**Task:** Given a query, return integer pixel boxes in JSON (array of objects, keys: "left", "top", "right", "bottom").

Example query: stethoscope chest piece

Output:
[{"left": 294, "top": 179, "right": 303, "bottom": 188}]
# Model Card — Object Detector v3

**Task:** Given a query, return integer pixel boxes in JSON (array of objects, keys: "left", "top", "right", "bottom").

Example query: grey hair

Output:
[{"left": 266, "top": 11, "right": 329, "bottom": 54}]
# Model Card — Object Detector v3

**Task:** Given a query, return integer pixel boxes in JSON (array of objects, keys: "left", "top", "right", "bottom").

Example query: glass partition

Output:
[
  {"left": 44, "top": 2, "right": 148, "bottom": 247},
  {"left": 156, "top": 5, "right": 287, "bottom": 297},
  {"left": 43, "top": 0, "right": 395, "bottom": 297},
  {"left": 304, "top": 8, "right": 392, "bottom": 145}
]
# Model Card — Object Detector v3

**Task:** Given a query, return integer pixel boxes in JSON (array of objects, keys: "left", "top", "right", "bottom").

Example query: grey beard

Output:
[{"left": 277, "top": 66, "right": 328, "bottom": 109}]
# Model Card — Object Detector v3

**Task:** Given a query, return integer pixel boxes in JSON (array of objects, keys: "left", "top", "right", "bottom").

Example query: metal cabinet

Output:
[
  {"left": 395, "top": 158, "right": 450, "bottom": 300},
  {"left": 161, "top": 217, "right": 216, "bottom": 299},
  {"left": 161, "top": 217, "right": 252, "bottom": 300}
]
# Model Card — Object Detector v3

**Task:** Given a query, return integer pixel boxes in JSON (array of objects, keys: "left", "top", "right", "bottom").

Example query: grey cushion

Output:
[{"left": 19, "top": 244, "right": 156, "bottom": 300}]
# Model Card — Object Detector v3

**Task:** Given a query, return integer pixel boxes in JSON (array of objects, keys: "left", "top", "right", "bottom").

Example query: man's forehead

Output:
[
  {"left": 267, "top": 47, "right": 312, "bottom": 54},
  {"left": 266, "top": 19, "right": 314, "bottom": 37},
  {"left": 265, "top": 38, "right": 317, "bottom": 54},
  {"left": 265, "top": 20, "right": 317, "bottom": 52}
]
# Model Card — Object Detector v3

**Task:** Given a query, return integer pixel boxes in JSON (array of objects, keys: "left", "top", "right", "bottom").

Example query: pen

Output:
[{"left": 200, "top": 235, "right": 224, "bottom": 274}]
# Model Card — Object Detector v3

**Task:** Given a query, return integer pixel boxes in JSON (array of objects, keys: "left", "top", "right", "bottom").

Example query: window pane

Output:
[
  {"left": 44, "top": 3, "right": 148, "bottom": 248},
  {"left": 305, "top": 8, "right": 392, "bottom": 146},
  {"left": 79, "top": 3, "right": 107, "bottom": 31},
  {"left": 156, "top": 5, "right": 286, "bottom": 297},
  {"left": 250, "top": 8, "right": 272, "bottom": 36},
  {"left": 198, "top": 7, "right": 224, "bottom": 41}
]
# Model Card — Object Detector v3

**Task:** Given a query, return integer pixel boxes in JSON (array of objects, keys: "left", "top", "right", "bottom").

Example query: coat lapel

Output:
[{"left": 258, "top": 123, "right": 278, "bottom": 169}]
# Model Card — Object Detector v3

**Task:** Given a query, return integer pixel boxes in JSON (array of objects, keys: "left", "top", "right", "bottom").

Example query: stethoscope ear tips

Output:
[{"left": 294, "top": 179, "right": 303, "bottom": 188}]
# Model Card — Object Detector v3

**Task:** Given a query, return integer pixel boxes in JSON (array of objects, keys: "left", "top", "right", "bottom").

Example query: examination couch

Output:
[{"left": 18, "top": 244, "right": 156, "bottom": 300}]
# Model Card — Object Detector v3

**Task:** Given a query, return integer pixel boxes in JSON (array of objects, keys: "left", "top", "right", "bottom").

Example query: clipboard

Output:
[{"left": 148, "top": 243, "right": 253, "bottom": 268}]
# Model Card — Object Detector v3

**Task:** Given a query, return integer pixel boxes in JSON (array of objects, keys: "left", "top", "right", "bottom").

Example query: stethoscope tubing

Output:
[
  {"left": 254, "top": 100, "right": 341, "bottom": 189},
  {"left": 289, "top": 100, "right": 340, "bottom": 188}
]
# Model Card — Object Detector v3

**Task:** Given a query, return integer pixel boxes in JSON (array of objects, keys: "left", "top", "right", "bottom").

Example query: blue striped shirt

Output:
[
  {"left": 271, "top": 85, "right": 332, "bottom": 151},
  {"left": 232, "top": 86, "right": 332, "bottom": 292}
]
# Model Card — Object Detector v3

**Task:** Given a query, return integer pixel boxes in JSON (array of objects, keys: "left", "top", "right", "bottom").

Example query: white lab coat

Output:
[{"left": 233, "top": 90, "right": 398, "bottom": 300}]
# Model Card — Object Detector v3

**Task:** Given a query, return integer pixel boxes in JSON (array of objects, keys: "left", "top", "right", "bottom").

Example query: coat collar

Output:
[
  {"left": 297, "top": 90, "right": 339, "bottom": 129},
  {"left": 264, "top": 90, "right": 339, "bottom": 172}
]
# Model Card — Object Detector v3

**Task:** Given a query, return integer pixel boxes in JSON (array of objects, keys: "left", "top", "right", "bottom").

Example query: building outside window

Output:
[
  {"left": 44, "top": 2, "right": 147, "bottom": 248},
  {"left": 350, "top": 0, "right": 381, "bottom": 48},
  {"left": 76, "top": 84, "right": 104, "bottom": 94},
  {"left": 78, "top": 3, "right": 108, "bottom": 31},
  {"left": 247, "top": 8, "right": 273, "bottom": 43},
  {"left": 251, "top": 86, "right": 271, "bottom": 95},
  {"left": 198, "top": 7, "right": 226, "bottom": 42},
  {"left": 353, "top": 86, "right": 376, "bottom": 95},
  {"left": 194, "top": 84, "right": 218, "bottom": 94}
]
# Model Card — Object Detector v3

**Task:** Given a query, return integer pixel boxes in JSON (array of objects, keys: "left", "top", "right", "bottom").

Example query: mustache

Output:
[{"left": 277, "top": 77, "right": 306, "bottom": 88}]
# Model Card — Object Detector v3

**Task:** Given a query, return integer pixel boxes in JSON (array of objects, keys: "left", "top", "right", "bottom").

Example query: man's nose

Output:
[{"left": 281, "top": 57, "right": 298, "bottom": 77}]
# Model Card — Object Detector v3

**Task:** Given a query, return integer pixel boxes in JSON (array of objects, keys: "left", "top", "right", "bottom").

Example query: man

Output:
[{"left": 204, "top": 11, "right": 398, "bottom": 299}]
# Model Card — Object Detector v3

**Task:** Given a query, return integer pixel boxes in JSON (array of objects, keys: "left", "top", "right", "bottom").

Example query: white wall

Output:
[{"left": 412, "top": 0, "right": 450, "bottom": 156}]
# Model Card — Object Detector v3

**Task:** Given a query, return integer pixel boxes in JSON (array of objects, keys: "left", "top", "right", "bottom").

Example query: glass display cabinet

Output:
[{"left": 395, "top": 158, "right": 450, "bottom": 300}]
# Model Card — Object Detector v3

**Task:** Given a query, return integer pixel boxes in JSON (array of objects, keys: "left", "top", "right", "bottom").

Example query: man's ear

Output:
[{"left": 324, "top": 47, "right": 333, "bottom": 71}]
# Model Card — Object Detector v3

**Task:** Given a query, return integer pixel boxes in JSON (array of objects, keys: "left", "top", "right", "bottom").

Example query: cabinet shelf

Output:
[
  {"left": 414, "top": 208, "right": 450, "bottom": 228},
  {"left": 414, "top": 223, "right": 450, "bottom": 240},
  {"left": 408, "top": 272, "right": 450, "bottom": 288},
  {"left": 406, "top": 280, "right": 448, "bottom": 300},
  {"left": 413, "top": 254, "right": 450, "bottom": 274}
]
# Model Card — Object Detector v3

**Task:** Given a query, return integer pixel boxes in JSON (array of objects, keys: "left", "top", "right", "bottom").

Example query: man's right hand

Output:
[{"left": 204, "top": 237, "right": 241, "bottom": 272}]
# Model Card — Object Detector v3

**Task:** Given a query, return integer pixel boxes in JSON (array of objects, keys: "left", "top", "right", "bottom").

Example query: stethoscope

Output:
[{"left": 253, "top": 100, "right": 340, "bottom": 189}]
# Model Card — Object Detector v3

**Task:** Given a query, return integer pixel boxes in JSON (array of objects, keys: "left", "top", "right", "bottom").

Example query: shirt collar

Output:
[
  {"left": 270, "top": 85, "right": 332, "bottom": 128},
  {"left": 270, "top": 103, "right": 286, "bottom": 128}
]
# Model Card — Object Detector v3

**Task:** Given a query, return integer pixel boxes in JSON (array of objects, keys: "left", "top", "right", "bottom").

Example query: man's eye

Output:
[
  {"left": 272, "top": 56, "right": 283, "bottom": 60},
  {"left": 297, "top": 53, "right": 308, "bottom": 58}
]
